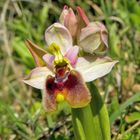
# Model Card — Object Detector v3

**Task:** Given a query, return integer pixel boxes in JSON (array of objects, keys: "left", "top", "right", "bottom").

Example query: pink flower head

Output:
[{"left": 23, "top": 7, "right": 118, "bottom": 113}]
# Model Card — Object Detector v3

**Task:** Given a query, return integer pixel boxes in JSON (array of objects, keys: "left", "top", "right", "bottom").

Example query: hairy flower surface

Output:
[{"left": 23, "top": 6, "right": 118, "bottom": 112}]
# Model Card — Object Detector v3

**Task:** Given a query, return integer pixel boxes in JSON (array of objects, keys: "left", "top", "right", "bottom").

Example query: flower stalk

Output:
[
  {"left": 72, "top": 82, "right": 111, "bottom": 140},
  {"left": 72, "top": 105, "right": 97, "bottom": 140}
]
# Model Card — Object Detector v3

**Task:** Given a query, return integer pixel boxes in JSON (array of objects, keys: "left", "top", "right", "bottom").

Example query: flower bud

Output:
[
  {"left": 78, "top": 22, "right": 108, "bottom": 54},
  {"left": 59, "top": 6, "right": 78, "bottom": 38}
]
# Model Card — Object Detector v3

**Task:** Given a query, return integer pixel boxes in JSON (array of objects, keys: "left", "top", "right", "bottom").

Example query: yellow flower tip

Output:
[
  {"left": 49, "top": 42, "right": 61, "bottom": 54},
  {"left": 49, "top": 42, "right": 70, "bottom": 67},
  {"left": 56, "top": 93, "right": 65, "bottom": 102}
]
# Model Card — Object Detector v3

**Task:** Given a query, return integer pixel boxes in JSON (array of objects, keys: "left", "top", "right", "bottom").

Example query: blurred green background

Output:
[{"left": 0, "top": 0, "right": 140, "bottom": 139}]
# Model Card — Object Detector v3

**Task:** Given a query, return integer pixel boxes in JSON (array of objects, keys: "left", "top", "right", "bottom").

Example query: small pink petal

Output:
[
  {"left": 59, "top": 6, "right": 78, "bottom": 38},
  {"left": 101, "top": 32, "right": 108, "bottom": 47},
  {"left": 63, "top": 5, "right": 68, "bottom": 9},
  {"left": 76, "top": 6, "right": 89, "bottom": 26},
  {"left": 65, "top": 46, "right": 79, "bottom": 66},
  {"left": 59, "top": 5, "right": 69, "bottom": 24},
  {"left": 97, "top": 22, "right": 108, "bottom": 47},
  {"left": 64, "top": 8, "right": 78, "bottom": 37},
  {"left": 43, "top": 54, "right": 55, "bottom": 69}
]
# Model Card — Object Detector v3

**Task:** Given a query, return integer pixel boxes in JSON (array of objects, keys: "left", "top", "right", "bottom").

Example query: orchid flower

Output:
[
  {"left": 59, "top": 6, "right": 108, "bottom": 55},
  {"left": 23, "top": 8, "right": 117, "bottom": 113}
]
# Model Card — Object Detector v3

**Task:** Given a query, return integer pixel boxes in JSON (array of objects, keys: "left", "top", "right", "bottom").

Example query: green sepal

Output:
[{"left": 25, "top": 39, "right": 47, "bottom": 66}]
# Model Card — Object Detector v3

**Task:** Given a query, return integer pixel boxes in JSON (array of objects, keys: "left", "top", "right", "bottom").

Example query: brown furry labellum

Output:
[{"left": 43, "top": 65, "right": 91, "bottom": 112}]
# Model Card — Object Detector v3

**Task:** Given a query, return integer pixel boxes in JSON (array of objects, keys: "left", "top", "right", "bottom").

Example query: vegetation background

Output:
[{"left": 0, "top": 0, "right": 140, "bottom": 139}]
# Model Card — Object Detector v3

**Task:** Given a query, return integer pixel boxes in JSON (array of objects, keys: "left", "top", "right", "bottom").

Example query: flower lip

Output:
[{"left": 43, "top": 70, "right": 91, "bottom": 112}]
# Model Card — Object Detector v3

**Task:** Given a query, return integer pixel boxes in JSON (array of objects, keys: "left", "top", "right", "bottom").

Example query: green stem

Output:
[
  {"left": 72, "top": 105, "right": 96, "bottom": 140},
  {"left": 88, "top": 83, "right": 111, "bottom": 140},
  {"left": 72, "top": 82, "right": 111, "bottom": 140}
]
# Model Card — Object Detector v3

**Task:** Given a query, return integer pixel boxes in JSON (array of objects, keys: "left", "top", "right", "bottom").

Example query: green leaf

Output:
[
  {"left": 12, "top": 37, "right": 34, "bottom": 67},
  {"left": 109, "top": 92, "right": 119, "bottom": 115},
  {"left": 126, "top": 112, "right": 140, "bottom": 123},
  {"left": 88, "top": 82, "right": 111, "bottom": 140},
  {"left": 110, "top": 92, "right": 140, "bottom": 125},
  {"left": 39, "top": 5, "right": 49, "bottom": 25}
]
